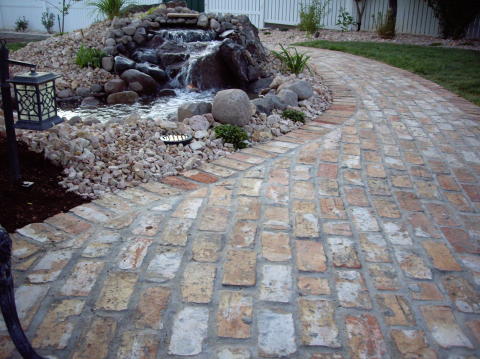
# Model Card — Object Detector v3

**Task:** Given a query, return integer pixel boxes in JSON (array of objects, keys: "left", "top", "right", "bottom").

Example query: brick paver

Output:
[{"left": 2, "top": 48, "right": 480, "bottom": 358}]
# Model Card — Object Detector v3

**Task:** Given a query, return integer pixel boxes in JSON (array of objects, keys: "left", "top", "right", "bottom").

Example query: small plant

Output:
[
  {"left": 299, "top": 0, "right": 330, "bottom": 35},
  {"left": 374, "top": 10, "right": 396, "bottom": 39},
  {"left": 429, "top": 42, "right": 442, "bottom": 46},
  {"left": 272, "top": 45, "right": 311, "bottom": 75},
  {"left": 75, "top": 45, "right": 105, "bottom": 68},
  {"left": 279, "top": 27, "right": 289, "bottom": 32},
  {"left": 15, "top": 17, "right": 29, "bottom": 32},
  {"left": 41, "top": 11, "right": 55, "bottom": 33},
  {"left": 263, "top": 31, "right": 272, "bottom": 35},
  {"left": 88, "top": 0, "right": 131, "bottom": 20},
  {"left": 336, "top": 7, "right": 355, "bottom": 32},
  {"left": 282, "top": 109, "right": 306, "bottom": 123},
  {"left": 214, "top": 124, "right": 249, "bottom": 149}
]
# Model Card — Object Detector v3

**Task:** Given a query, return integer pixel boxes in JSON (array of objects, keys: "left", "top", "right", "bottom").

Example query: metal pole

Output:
[
  {"left": 0, "top": 226, "right": 46, "bottom": 359},
  {"left": 0, "top": 40, "right": 21, "bottom": 183}
]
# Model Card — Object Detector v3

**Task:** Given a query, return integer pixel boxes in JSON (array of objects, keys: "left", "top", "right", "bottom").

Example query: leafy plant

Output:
[
  {"left": 272, "top": 45, "right": 311, "bottom": 75},
  {"left": 425, "top": 0, "right": 480, "bottom": 39},
  {"left": 88, "top": 0, "right": 131, "bottom": 20},
  {"left": 15, "top": 17, "right": 29, "bottom": 32},
  {"left": 41, "top": 11, "right": 55, "bottom": 33},
  {"left": 299, "top": 0, "right": 330, "bottom": 35},
  {"left": 282, "top": 109, "right": 306, "bottom": 123},
  {"left": 214, "top": 124, "right": 249, "bottom": 149},
  {"left": 374, "top": 10, "right": 396, "bottom": 39},
  {"left": 75, "top": 45, "right": 105, "bottom": 68},
  {"left": 336, "top": 7, "right": 355, "bottom": 32}
]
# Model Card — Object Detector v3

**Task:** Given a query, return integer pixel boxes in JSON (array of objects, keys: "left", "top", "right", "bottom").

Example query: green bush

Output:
[
  {"left": 336, "top": 7, "right": 355, "bottom": 32},
  {"left": 214, "top": 124, "right": 249, "bottom": 149},
  {"left": 41, "top": 11, "right": 55, "bottom": 33},
  {"left": 299, "top": 0, "right": 330, "bottom": 35},
  {"left": 76, "top": 45, "right": 105, "bottom": 68},
  {"left": 282, "top": 109, "right": 306, "bottom": 123},
  {"left": 426, "top": 0, "right": 480, "bottom": 39},
  {"left": 272, "top": 45, "right": 311, "bottom": 75},
  {"left": 15, "top": 17, "right": 28, "bottom": 32},
  {"left": 375, "top": 10, "right": 396, "bottom": 39},
  {"left": 88, "top": 0, "right": 131, "bottom": 20}
]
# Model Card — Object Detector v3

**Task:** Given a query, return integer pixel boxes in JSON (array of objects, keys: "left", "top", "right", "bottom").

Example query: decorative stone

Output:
[
  {"left": 212, "top": 89, "right": 252, "bottom": 126},
  {"left": 106, "top": 90, "right": 139, "bottom": 104}
]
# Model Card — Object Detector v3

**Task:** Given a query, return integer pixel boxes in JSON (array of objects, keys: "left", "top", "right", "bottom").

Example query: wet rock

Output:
[
  {"left": 106, "top": 90, "right": 139, "bottom": 105},
  {"left": 177, "top": 101, "right": 212, "bottom": 121},
  {"left": 57, "top": 88, "right": 74, "bottom": 98},
  {"left": 133, "top": 27, "right": 147, "bottom": 44},
  {"left": 120, "top": 69, "right": 158, "bottom": 95},
  {"left": 219, "top": 40, "right": 251, "bottom": 86},
  {"left": 114, "top": 56, "right": 136, "bottom": 74},
  {"left": 278, "top": 80, "right": 314, "bottom": 100},
  {"left": 76, "top": 87, "right": 91, "bottom": 97},
  {"left": 135, "top": 63, "right": 168, "bottom": 84},
  {"left": 210, "top": 18, "right": 220, "bottom": 32},
  {"left": 104, "top": 79, "right": 127, "bottom": 94},
  {"left": 80, "top": 96, "right": 100, "bottom": 108},
  {"left": 158, "top": 89, "right": 176, "bottom": 96},
  {"left": 212, "top": 89, "right": 251, "bottom": 126},
  {"left": 190, "top": 50, "right": 231, "bottom": 90}
]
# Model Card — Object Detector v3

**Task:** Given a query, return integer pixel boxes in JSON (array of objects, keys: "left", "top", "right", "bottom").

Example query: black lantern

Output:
[{"left": 10, "top": 70, "right": 63, "bottom": 130}]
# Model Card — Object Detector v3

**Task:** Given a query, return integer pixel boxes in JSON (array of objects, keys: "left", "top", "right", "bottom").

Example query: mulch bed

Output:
[{"left": 0, "top": 133, "right": 88, "bottom": 233}]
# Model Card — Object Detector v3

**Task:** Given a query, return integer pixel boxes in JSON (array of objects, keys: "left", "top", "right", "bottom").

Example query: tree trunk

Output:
[
  {"left": 389, "top": 0, "right": 397, "bottom": 18},
  {"left": 354, "top": 0, "right": 367, "bottom": 32}
]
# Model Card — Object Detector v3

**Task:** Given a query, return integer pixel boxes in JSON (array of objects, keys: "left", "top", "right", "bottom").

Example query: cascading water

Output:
[{"left": 60, "top": 28, "right": 224, "bottom": 123}]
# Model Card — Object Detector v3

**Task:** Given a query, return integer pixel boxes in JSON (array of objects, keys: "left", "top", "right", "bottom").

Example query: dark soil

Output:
[{"left": 0, "top": 133, "right": 89, "bottom": 233}]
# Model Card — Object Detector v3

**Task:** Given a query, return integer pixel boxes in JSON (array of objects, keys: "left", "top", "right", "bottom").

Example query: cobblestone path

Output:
[{"left": 1, "top": 48, "right": 480, "bottom": 358}]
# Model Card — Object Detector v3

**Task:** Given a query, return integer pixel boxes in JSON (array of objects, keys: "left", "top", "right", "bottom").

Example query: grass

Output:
[
  {"left": 296, "top": 40, "right": 480, "bottom": 106},
  {"left": 6, "top": 42, "right": 28, "bottom": 52}
]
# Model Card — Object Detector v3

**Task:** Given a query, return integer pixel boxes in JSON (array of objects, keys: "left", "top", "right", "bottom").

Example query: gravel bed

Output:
[{"left": 260, "top": 28, "right": 480, "bottom": 51}]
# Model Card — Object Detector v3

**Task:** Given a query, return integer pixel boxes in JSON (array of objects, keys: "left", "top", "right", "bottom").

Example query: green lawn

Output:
[
  {"left": 296, "top": 40, "right": 480, "bottom": 106},
  {"left": 6, "top": 42, "right": 28, "bottom": 52}
]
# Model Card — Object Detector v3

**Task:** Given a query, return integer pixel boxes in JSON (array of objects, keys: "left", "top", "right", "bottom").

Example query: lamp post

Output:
[{"left": 0, "top": 39, "right": 63, "bottom": 359}]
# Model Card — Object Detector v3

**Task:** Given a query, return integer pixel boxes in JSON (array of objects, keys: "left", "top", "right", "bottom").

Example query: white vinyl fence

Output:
[
  {"left": 1, "top": 0, "right": 479, "bottom": 38},
  {"left": 0, "top": 0, "right": 159, "bottom": 32}
]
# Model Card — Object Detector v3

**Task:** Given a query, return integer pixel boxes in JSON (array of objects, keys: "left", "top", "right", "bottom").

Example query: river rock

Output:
[
  {"left": 102, "top": 56, "right": 114, "bottom": 71},
  {"left": 277, "top": 89, "right": 298, "bottom": 107},
  {"left": 177, "top": 101, "right": 212, "bottom": 121},
  {"left": 106, "top": 91, "right": 139, "bottom": 105},
  {"left": 120, "top": 69, "right": 158, "bottom": 95},
  {"left": 57, "top": 88, "right": 74, "bottom": 98},
  {"left": 104, "top": 79, "right": 126, "bottom": 94},
  {"left": 122, "top": 25, "right": 136, "bottom": 36},
  {"left": 197, "top": 13, "right": 208, "bottom": 28},
  {"left": 80, "top": 96, "right": 100, "bottom": 108},
  {"left": 133, "top": 27, "right": 147, "bottom": 44},
  {"left": 135, "top": 63, "right": 168, "bottom": 84},
  {"left": 114, "top": 56, "right": 136, "bottom": 74},
  {"left": 212, "top": 89, "right": 251, "bottom": 126},
  {"left": 76, "top": 87, "right": 91, "bottom": 97},
  {"left": 251, "top": 97, "right": 274, "bottom": 115},
  {"left": 210, "top": 18, "right": 220, "bottom": 31},
  {"left": 278, "top": 80, "right": 314, "bottom": 100},
  {"left": 185, "top": 115, "right": 210, "bottom": 131}
]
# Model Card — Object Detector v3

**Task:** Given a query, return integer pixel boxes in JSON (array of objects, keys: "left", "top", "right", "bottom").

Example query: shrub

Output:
[
  {"left": 272, "top": 45, "right": 311, "bottom": 75},
  {"left": 41, "top": 11, "right": 55, "bottom": 34},
  {"left": 214, "top": 124, "right": 249, "bottom": 149},
  {"left": 88, "top": 0, "right": 131, "bottom": 20},
  {"left": 299, "top": 0, "right": 330, "bottom": 35},
  {"left": 15, "top": 17, "right": 28, "bottom": 32},
  {"left": 76, "top": 45, "right": 105, "bottom": 68},
  {"left": 282, "top": 109, "right": 306, "bottom": 123},
  {"left": 375, "top": 10, "right": 396, "bottom": 39},
  {"left": 425, "top": 0, "right": 480, "bottom": 39},
  {"left": 336, "top": 7, "right": 355, "bottom": 32}
]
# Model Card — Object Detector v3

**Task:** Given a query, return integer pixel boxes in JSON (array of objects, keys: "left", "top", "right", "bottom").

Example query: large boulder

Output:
[
  {"left": 178, "top": 101, "right": 212, "bottom": 122},
  {"left": 106, "top": 91, "right": 139, "bottom": 105},
  {"left": 120, "top": 69, "right": 158, "bottom": 95},
  {"left": 277, "top": 80, "right": 314, "bottom": 100},
  {"left": 189, "top": 50, "right": 232, "bottom": 90},
  {"left": 219, "top": 40, "right": 253, "bottom": 87},
  {"left": 114, "top": 56, "right": 136, "bottom": 74},
  {"left": 104, "top": 79, "right": 126, "bottom": 94},
  {"left": 212, "top": 89, "right": 251, "bottom": 126}
]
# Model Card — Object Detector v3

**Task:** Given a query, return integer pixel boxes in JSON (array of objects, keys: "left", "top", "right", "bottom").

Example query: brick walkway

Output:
[{"left": 2, "top": 48, "right": 480, "bottom": 358}]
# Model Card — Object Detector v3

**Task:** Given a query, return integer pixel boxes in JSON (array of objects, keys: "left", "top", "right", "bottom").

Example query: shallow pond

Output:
[{"left": 58, "top": 89, "right": 215, "bottom": 123}]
